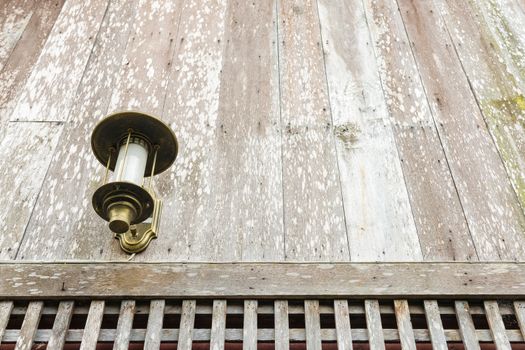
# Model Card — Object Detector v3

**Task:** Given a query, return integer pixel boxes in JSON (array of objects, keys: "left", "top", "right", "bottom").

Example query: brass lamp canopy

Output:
[{"left": 91, "top": 111, "right": 178, "bottom": 254}]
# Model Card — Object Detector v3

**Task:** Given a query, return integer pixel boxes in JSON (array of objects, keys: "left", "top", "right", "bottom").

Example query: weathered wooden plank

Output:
[
  {"left": 423, "top": 300, "right": 447, "bottom": 350},
  {"left": 436, "top": 0, "right": 525, "bottom": 222},
  {"left": 144, "top": 300, "right": 165, "bottom": 350},
  {"left": 16, "top": 0, "right": 135, "bottom": 260},
  {"left": 515, "top": 301, "right": 525, "bottom": 340},
  {"left": 334, "top": 300, "right": 352, "bottom": 350},
  {"left": 397, "top": 0, "right": 525, "bottom": 261},
  {"left": 14, "top": 301, "right": 43, "bottom": 350},
  {"left": 455, "top": 301, "right": 480, "bottom": 350},
  {"left": 274, "top": 300, "right": 290, "bottom": 350},
  {"left": 365, "top": 300, "right": 385, "bottom": 350},
  {"left": 277, "top": 0, "right": 348, "bottom": 261},
  {"left": 114, "top": 300, "right": 135, "bottom": 350},
  {"left": 0, "top": 122, "right": 63, "bottom": 260},
  {"left": 243, "top": 300, "right": 257, "bottom": 350},
  {"left": 8, "top": 0, "right": 109, "bottom": 122},
  {"left": 318, "top": 0, "right": 421, "bottom": 262},
  {"left": 177, "top": 300, "right": 196, "bottom": 350},
  {"left": 0, "top": 301, "right": 13, "bottom": 345},
  {"left": 0, "top": 0, "right": 65, "bottom": 136},
  {"left": 2, "top": 262, "right": 525, "bottom": 298},
  {"left": 394, "top": 300, "right": 416, "bottom": 350},
  {"left": 47, "top": 300, "right": 74, "bottom": 350},
  {"left": 484, "top": 301, "right": 511, "bottom": 350},
  {"left": 0, "top": 0, "right": 34, "bottom": 72},
  {"left": 79, "top": 300, "right": 105, "bottom": 350},
  {"left": 210, "top": 300, "right": 227, "bottom": 350},
  {"left": 362, "top": 0, "right": 476, "bottom": 261},
  {"left": 304, "top": 300, "right": 322, "bottom": 350}
]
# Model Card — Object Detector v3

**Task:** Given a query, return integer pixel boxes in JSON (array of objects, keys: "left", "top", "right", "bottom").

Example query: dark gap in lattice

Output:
[
  {"left": 37, "top": 301, "right": 57, "bottom": 330},
  {"left": 194, "top": 300, "right": 213, "bottom": 329},
  {"left": 100, "top": 301, "right": 120, "bottom": 329},
  {"left": 380, "top": 302, "right": 397, "bottom": 329},
  {"left": 407, "top": 301, "right": 428, "bottom": 329},
  {"left": 226, "top": 300, "right": 244, "bottom": 330}
]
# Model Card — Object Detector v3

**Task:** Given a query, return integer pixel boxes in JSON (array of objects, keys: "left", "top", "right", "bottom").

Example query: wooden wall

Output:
[{"left": 0, "top": 0, "right": 524, "bottom": 263}]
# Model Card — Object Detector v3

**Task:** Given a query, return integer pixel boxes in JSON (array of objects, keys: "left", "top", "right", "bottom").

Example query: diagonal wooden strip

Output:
[
  {"left": 515, "top": 301, "right": 525, "bottom": 341},
  {"left": 210, "top": 300, "right": 227, "bottom": 350},
  {"left": 14, "top": 301, "right": 43, "bottom": 350},
  {"left": 177, "top": 300, "right": 196, "bottom": 350},
  {"left": 243, "top": 300, "right": 257, "bottom": 350},
  {"left": 305, "top": 300, "right": 322, "bottom": 350},
  {"left": 365, "top": 300, "right": 385, "bottom": 350},
  {"left": 80, "top": 300, "right": 105, "bottom": 350},
  {"left": 455, "top": 301, "right": 480, "bottom": 350},
  {"left": 394, "top": 300, "right": 416, "bottom": 350},
  {"left": 334, "top": 300, "right": 352, "bottom": 350},
  {"left": 47, "top": 301, "right": 74, "bottom": 350},
  {"left": 144, "top": 300, "right": 165, "bottom": 350},
  {"left": 274, "top": 300, "right": 290, "bottom": 350},
  {"left": 113, "top": 300, "right": 135, "bottom": 350},
  {"left": 0, "top": 301, "right": 13, "bottom": 345},
  {"left": 484, "top": 301, "right": 511, "bottom": 350},
  {"left": 423, "top": 300, "right": 447, "bottom": 350},
  {"left": 0, "top": 0, "right": 33, "bottom": 72}
]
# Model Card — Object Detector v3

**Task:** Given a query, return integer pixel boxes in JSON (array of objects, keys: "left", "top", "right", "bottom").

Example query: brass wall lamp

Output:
[{"left": 91, "top": 111, "right": 178, "bottom": 254}]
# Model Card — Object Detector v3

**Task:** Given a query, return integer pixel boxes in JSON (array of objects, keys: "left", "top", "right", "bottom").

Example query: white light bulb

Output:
[{"left": 113, "top": 139, "right": 148, "bottom": 185}]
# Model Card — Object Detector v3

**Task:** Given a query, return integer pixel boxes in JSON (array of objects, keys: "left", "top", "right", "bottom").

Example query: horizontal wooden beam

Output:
[{"left": 0, "top": 262, "right": 524, "bottom": 299}]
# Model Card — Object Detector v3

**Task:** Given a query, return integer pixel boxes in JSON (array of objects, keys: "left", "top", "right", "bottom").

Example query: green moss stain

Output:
[{"left": 335, "top": 122, "right": 360, "bottom": 149}]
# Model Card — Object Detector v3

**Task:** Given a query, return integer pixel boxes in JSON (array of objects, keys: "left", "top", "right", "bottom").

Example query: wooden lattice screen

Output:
[{"left": 1, "top": 299, "right": 525, "bottom": 350}]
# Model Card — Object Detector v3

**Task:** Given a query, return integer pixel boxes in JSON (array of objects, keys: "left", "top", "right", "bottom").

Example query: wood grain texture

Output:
[
  {"left": 423, "top": 300, "right": 448, "bottom": 350},
  {"left": 277, "top": 0, "right": 348, "bottom": 261},
  {"left": 138, "top": 0, "right": 228, "bottom": 261},
  {"left": 47, "top": 301, "right": 74, "bottom": 350},
  {"left": 334, "top": 300, "right": 352, "bottom": 350},
  {"left": 2, "top": 262, "right": 525, "bottom": 298},
  {"left": 0, "top": 122, "right": 63, "bottom": 260},
  {"left": 177, "top": 300, "right": 196, "bottom": 350},
  {"left": 0, "top": 301, "right": 13, "bottom": 345},
  {"left": 317, "top": 0, "right": 421, "bottom": 262},
  {"left": 79, "top": 300, "right": 105, "bottom": 350},
  {"left": 484, "top": 301, "right": 511, "bottom": 350},
  {"left": 8, "top": 0, "right": 109, "bottom": 122},
  {"left": 0, "top": 0, "right": 34, "bottom": 72},
  {"left": 365, "top": 300, "right": 385, "bottom": 350},
  {"left": 515, "top": 301, "right": 525, "bottom": 340},
  {"left": 274, "top": 300, "right": 290, "bottom": 350},
  {"left": 304, "top": 300, "right": 322, "bottom": 350},
  {"left": 397, "top": 0, "right": 525, "bottom": 261},
  {"left": 14, "top": 301, "right": 43, "bottom": 350},
  {"left": 16, "top": 0, "right": 135, "bottom": 260},
  {"left": 455, "top": 301, "right": 480, "bottom": 350},
  {"left": 362, "top": 0, "right": 476, "bottom": 261},
  {"left": 243, "top": 300, "right": 257, "bottom": 350},
  {"left": 144, "top": 300, "right": 165, "bottom": 350},
  {"left": 394, "top": 300, "right": 416, "bottom": 350},
  {"left": 210, "top": 300, "right": 227, "bottom": 350},
  {"left": 114, "top": 300, "right": 135, "bottom": 350}
]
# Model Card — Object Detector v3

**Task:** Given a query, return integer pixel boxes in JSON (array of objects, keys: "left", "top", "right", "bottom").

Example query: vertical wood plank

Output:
[
  {"left": 365, "top": 300, "right": 385, "bottom": 350},
  {"left": 394, "top": 300, "right": 416, "bottom": 350},
  {"left": 47, "top": 301, "right": 74, "bottom": 350},
  {"left": 455, "top": 301, "right": 480, "bottom": 350},
  {"left": 144, "top": 300, "right": 165, "bottom": 350},
  {"left": 14, "top": 301, "right": 43, "bottom": 350},
  {"left": 423, "top": 300, "right": 447, "bottom": 350},
  {"left": 334, "top": 300, "right": 352, "bottom": 350},
  {"left": 113, "top": 300, "right": 135, "bottom": 350},
  {"left": 8, "top": 0, "right": 110, "bottom": 122},
  {"left": 0, "top": 301, "right": 13, "bottom": 345},
  {"left": 178, "top": 300, "right": 196, "bottom": 350},
  {"left": 16, "top": 0, "right": 135, "bottom": 260},
  {"left": 514, "top": 301, "right": 525, "bottom": 340},
  {"left": 243, "top": 300, "right": 258, "bottom": 350},
  {"left": 304, "top": 300, "right": 322, "bottom": 350},
  {"left": 274, "top": 300, "right": 290, "bottom": 350},
  {"left": 484, "top": 301, "right": 511, "bottom": 350},
  {"left": 210, "top": 300, "right": 227, "bottom": 350},
  {"left": 317, "top": 0, "right": 422, "bottom": 261},
  {"left": 362, "top": 0, "right": 476, "bottom": 261},
  {"left": 0, "top": 0, "right": 34, "bottom": 72},
  {"left": 278, "top": 0, "right": 348, "bottom": 261},
  {"left": 80, "top": 300, "right": 105, "bottom": 350},
  {"left": 396, "top": 0, "right": 525, "bottom": 261}
]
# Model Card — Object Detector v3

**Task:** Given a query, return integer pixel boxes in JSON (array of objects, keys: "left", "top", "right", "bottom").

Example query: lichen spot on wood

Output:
[{"left": 335, "top": 122, "right": 360, "bottom": 149}]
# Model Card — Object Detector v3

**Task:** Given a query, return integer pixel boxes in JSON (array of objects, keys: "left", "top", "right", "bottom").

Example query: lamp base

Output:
[{"left": 114, "top": 198, "right": 162, "bottom": 254}]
